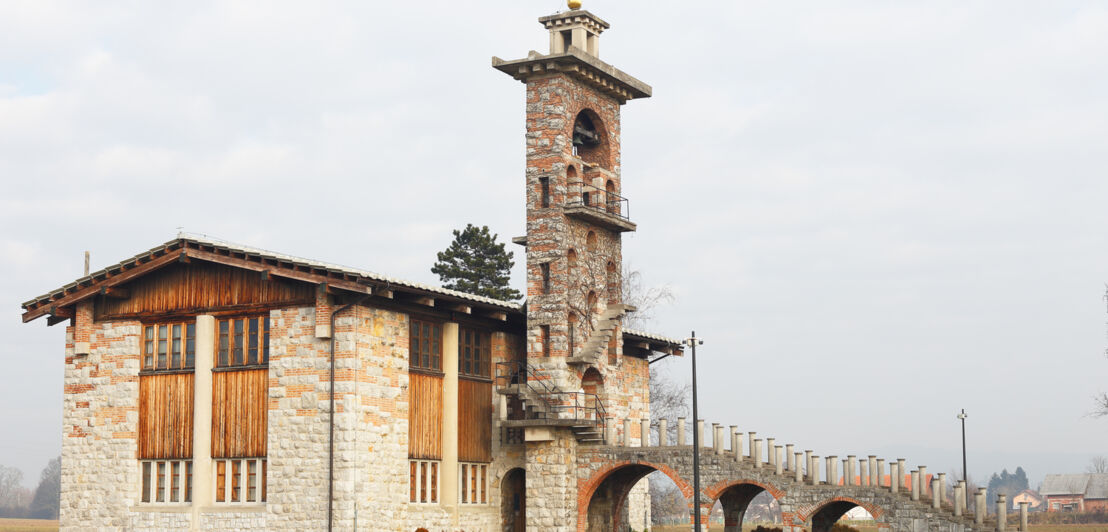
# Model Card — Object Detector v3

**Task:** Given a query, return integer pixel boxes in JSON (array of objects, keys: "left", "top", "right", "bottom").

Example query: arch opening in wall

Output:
[
  {"left": 500, "top": 468, "right": 526, "bottom": 532},
  {"left": 586, "top": 231, "right": 597, "bottom": 251},
  {"left": 580, "top": 367, "right": 604, "bottom": 423},
  {"left": 807, "top": 498, "right": 881, "bottom": 532},
  {"left": 572, "top": 110, "right": 610, "bottom": 168},
  {"left": 582, "top": 462, "right": 688, "bottom": 532},
  {"left": 709, "top": 482, "right": 783, "bottom": 531}
]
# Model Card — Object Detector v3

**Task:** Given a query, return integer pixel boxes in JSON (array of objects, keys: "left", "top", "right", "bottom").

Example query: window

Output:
[
  {"left": 586, "top": 231, "right": 597, "bottom": 251},
  {"left": 142, "top": 321, "right": 195, "bottom": 371},
  {"left": 409, "top": 459, "right": 439, "bottom": 504},
  {"left": 459, "top": 463, "right": 488, "bottom": 504},
  {"left": 540, "top": 325, "right": 550, "bottom": 357},
  {"left": 539, "top": 177, "right": 551, "bottom": 208},
  {"left": 540, "top": 263, "right": 551, "bottom": 294},
  {"left": 567, "top": 248, "right": 577, "bottom": 270},
  {"left": 459, "top": 327, "right": 490, "bottom": 378},
  {"left": 410, "top": 318, "right": 442, "bottom": 371},
  {"left": 140, "top": 459, "right": 192, "bottom": 504},
  {"left": 217, "top": 316, "right": 269, "bottom": 367},
  {"left": 214, "top": 458, "right": 266, "bottom": 504}
]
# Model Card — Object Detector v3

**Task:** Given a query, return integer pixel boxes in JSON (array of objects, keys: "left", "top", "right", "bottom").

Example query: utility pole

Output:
[
  {"left": 957, "top": 409, "right": 968, "bottom": 483},
  {"left": 685, "top": 332, "right": 705, "bottom": 532}
]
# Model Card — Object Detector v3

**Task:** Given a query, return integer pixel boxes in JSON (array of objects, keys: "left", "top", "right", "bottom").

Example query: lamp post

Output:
[
  {"left": 684, "top": 332, "right": 705, "bottom": 532},
  {"left": 957, "top": 409, "right": 968, "bottom": 483}
]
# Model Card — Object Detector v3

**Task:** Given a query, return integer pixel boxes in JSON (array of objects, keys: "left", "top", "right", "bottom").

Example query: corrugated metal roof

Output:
[
  {"left": 1087, "top": 474, "right": 1108, "bottom": 499},
  {"left": 23, "top": 233, "right": 525, "bottom": 312},
  {"left": 1041, "top": 474, "right": 1091, "bottom": 496}
]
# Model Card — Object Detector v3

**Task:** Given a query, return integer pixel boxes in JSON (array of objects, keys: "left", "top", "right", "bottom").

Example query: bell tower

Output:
[
  {"left": 494, "top": 4, "right": 650, "bottom": 386},
  {"left": 494, "top": 4, "right": 652, "bottom": 529}
]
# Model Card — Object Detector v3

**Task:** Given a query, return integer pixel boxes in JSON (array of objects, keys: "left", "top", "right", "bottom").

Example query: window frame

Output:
[
  {"left": 141, "top": 320, "right": 197, "bottom": 373},
  {"left": 215, "top": 315, "right": 270, "bottom": 370},
  {"left": 459, "top": 327, "right": 491, "bottom": 379},
  {"left": 410, "top": 317, "right": 443, "bottom": 373}
]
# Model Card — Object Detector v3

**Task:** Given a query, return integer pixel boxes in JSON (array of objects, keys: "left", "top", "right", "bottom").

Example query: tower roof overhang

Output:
[{"left": 492, "top": 47, "right": 652, "bottom": 104}]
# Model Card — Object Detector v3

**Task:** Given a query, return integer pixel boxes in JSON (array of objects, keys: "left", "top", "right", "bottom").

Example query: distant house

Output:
[
  {"left": 1041, "top": 474, "right": 1108, "bottom": 512},
  {"left": 1010, "top": 489, "right": 1044, "bottom": 512}
]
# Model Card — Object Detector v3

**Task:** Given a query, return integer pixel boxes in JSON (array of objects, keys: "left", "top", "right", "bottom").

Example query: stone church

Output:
[{"left": 22, "top": 4, "right": 681, "bottom": 531}]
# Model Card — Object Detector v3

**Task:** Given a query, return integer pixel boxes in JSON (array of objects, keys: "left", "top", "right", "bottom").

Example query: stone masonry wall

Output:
[{"left": 60, "top": 317, "right": 144, "bottom": 530}]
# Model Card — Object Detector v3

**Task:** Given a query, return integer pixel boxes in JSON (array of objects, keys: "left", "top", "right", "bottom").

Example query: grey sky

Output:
[{"left": 2, "top": 1, "right": 1106, "bottom": 488}]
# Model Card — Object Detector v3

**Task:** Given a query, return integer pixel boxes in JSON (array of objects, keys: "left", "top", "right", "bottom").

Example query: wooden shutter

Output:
[
  {"left": 408, "top": 372, "right": 443, "bottom": 460},
  {"left": 138, "top": 373, "right": 195, "bottom": 459},
  {"left": 211, "top": 369, "right": 268, "bottom": 458},
  {"left": 458, "top": 379, "right": 492, "bottom": 463}
]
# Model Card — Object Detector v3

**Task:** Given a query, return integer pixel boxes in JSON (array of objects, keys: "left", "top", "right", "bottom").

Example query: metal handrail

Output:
[
  {"left": 565, "top": 182, "right": 630, "bottom": 221},
  {"left": 494, "top": 360, "right": 607, "bottom": 428}
]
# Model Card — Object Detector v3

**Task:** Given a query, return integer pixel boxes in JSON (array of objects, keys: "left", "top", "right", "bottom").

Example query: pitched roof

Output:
[
  {"left": 1088, "top": 474, "right": 1108, "bottom": 499},
  {"left": 22, "top": 233, "right": 522, "bottom": 323},
  {"left": 1041, "top": 474, "right": 1091, "bottom": 496}
]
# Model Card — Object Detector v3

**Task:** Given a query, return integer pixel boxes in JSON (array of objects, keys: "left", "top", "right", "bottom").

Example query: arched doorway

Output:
[
  {"left": 712, "top": 482, "right": 782, "bottom": 531},
  {"left": 580, "top": 367, "right": 603, "bottom": 422},
  {"left": 500, "top": 468, "right": 525, "bottom": 532}
]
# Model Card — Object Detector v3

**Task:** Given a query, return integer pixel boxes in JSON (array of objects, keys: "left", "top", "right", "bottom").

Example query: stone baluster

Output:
[
  {"left": 890, "top": 461, "right": 899, "bottom": 493},
  {"left": 876, "top": 459, "right": 885, "bottom": 487},
  {"left": 643, "top": 419, "right": 652, "bottom": 447},
  {"left": 677, "top": 417, "right": 686, "bottom": 446},
  {"left": 810, "top": 455, "right": 820, "bottom": 485},
  {"left": 938, "top": 473, "right": 948, "bottom": 505},
  {"left": 859, "top": 457, "right": 869, "bottom": 487},
  {"left": 766, "top": 437, "right": 776, "bottom": 465},
  {"left": 753, "top": 440, "right": 763, "bottom": 469},
  {"left": 606, "top": 423, "right": 617, "bottom": 446},
  {"left": 827, "top": 456, "right": 838, "bottom": 486},
  {"left": 847, "top": 455, "right": 856, "bottom": 486},
  {"left": 954, "top": 481, "right": 964, "bottom": 517},
  {"left": 1019, "top": 501, "right": 1029, "bottom": 531},
  {"left": 786, "top": 444, "right": 795, "bottom": 471},
  {"left": 794, "top": 453, "right": 804, "bottom": 482},
  {"left": 911, "top": 470, "right": 919, "bottom": 501},
  {"left": 775, "top": 446, "right": 784, "bottom": 475},
  {"left": 897, "top": 458, "right": 906, "bottom": 492},
  {"left": 918, "top": 466, "right": 928, "bottom": 498},
  {"left": 624, "top": 419, "right": 632, "bottom": 446},
  {"left": 748, "top": 432, "right": 757, "bottom": 458},
  {"left": 732, "top": 429, "right": 743, "bottom": 462},
  {"left": 932, "top": 478, "right": 941, "bottom": 509},
  {"left": 975, "top": 488, "right": 987, "bottom": 525},
  {"left": 697, "top": 420, "right": 705, "bottom": 448},
  {"left": 659, "top": 419, "right": 668, "bottom": 446},
  {"left": 805, "top": 450, "right": 813, "bottom": 478},
  {"left": 843, "top": 458, "right": 850, "bottom": 486},
  {"left": 713, "top": 424, "right": 724, "bottom": 455},
  {"left": 869, "top": 456, "right": 878, "bottom": 486},
  {"left": 997, "top": 493, "right": 1008, "bottom": 531}
]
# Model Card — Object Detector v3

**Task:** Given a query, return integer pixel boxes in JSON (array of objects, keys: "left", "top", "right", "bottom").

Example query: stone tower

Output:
[{"left": 494, "top": 4, "right": 652, "bottom": 530}]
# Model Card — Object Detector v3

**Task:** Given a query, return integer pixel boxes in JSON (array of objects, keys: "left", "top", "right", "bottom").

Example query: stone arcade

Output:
[{"left": 23, "top": 4, "right": 1016, "bottom": 531}]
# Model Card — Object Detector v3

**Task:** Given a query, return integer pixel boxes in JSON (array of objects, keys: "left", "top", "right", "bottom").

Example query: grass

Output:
[{"left": 0, "top": 519, "right": 58, "bottom": 532}]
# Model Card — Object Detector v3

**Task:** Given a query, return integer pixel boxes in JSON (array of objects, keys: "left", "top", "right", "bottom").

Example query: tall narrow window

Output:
[
  {"left": 216, "top": 317, "right": 270, "bottom": 368},
  {"left": 539, "top": 177, "right": 551, "bottom": 208},
  {"left": 540, "top": 325, "right": 550, "bottom": 358},
  {"left": 540, "top": 263, "right": 551, "bottom": 294},
  {"left": 410, "top": 318, "right": 443, "bottom": 371},
  {"left": 459, "top": 328, "right": 490, "bottom": 378}
]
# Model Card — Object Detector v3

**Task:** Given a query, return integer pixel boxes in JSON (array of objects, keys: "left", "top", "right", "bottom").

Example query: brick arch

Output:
[
  {"left": 705, "top": 478, "right": 786, "bottom": 501},
  {"left": 798, "top": 495, "right": 887, "bottom": 531},
  {"left": 577, "top": 459, "right": 693, "bottom": 532},
  {"left": 706, "top": 479, "right": 786, "bottom": 532}
]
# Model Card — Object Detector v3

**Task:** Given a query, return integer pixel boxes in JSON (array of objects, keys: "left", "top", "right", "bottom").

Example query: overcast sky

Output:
[{"left": 2, "top": 1, "right": 1106, "bottom": 489}]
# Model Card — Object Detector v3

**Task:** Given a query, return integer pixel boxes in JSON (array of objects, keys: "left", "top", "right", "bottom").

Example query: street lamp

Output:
[
  {"left": 957, "top": 409, "right": 968, "bottom": 483},
  {"left": 683, "top": 332, "right": 705, "bottom": 532}
]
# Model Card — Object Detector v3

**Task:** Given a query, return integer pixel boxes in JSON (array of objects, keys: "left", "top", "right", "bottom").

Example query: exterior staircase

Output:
[
  {"left": 495, "top": 361, "right": 607, "bottom": 444},
  {"left": 566, "top": 303, "right": 636, "bottom": 366}
]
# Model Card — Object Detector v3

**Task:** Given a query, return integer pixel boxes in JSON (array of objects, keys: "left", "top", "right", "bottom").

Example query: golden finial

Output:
[{"left": 568, "top": 0, "right": 582, "bottom": 9}]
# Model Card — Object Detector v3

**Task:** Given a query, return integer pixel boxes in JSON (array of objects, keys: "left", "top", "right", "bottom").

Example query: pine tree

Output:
[{"left": 431, "top": 224, "right": 522, "bottom": 301}]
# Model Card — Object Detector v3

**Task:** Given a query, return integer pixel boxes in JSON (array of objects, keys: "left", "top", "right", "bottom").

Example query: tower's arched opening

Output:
[
  {"left": 500, "top": 468, "right": 526, "bottom": 532},
  {"left": 710, "top": 482, "right": 782, "bottom": 531},
  {"left": 572, "top": 110, "right": 609, "bottom": 168},
  {"left": 580, "top": 367, "right": 603, "bottom": 422},
  {"left": 586, "top": 231, "right": 597, "bottom": 251},
  {"left": 567, "top": 248, "right": 578, "bottom": 270},
  {"left": 583, "top": 463, "right": 687, "bottom": 532}
]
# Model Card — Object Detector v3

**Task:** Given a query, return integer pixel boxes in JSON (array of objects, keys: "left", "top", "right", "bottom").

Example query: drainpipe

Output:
[{"left": 329, "top": 291, "right": 372, "bottom": 532}]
